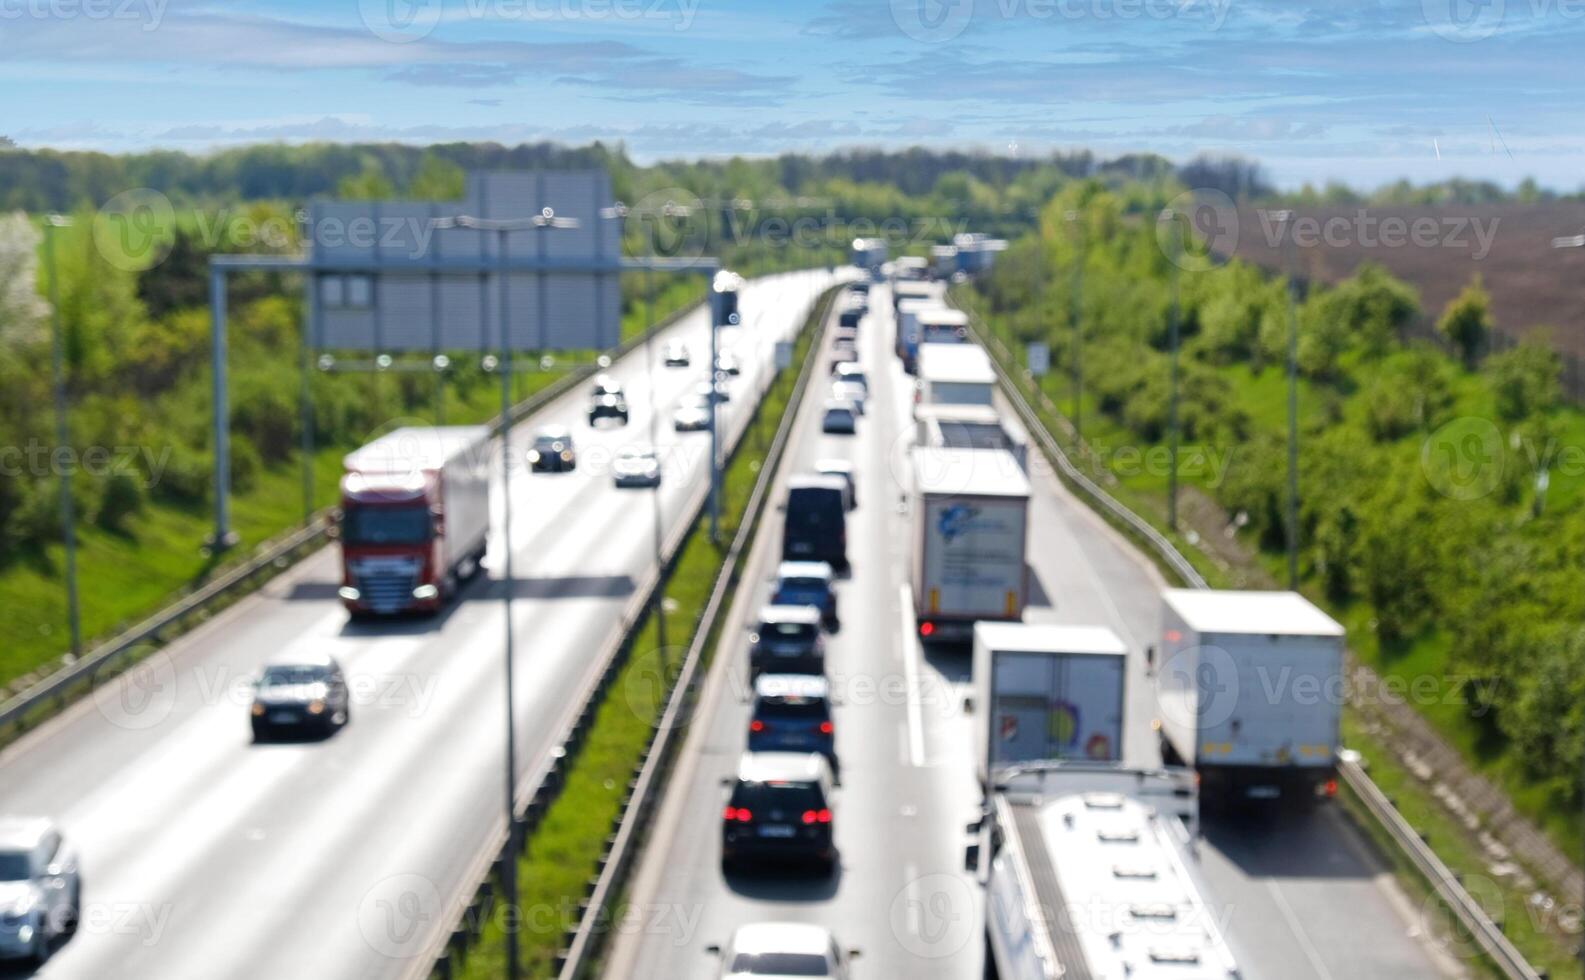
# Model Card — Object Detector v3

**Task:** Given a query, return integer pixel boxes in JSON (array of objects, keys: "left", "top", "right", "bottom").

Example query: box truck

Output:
[
  {"left": 916, "top": 342, "right": 997, "bottom": 408},
  {"left": 972, "top": 622, "right": 1127, "bottom": 785},
  {"left": 1155, "top": 589, "right": 1346, "bottom": 805},
  {"left": 914, "top": 403, "right": 1028, "bottom": 473},
  {"left": 911, "top": 447, "right": 1029, "bottom": 642},
  {"left": 337, "top": 426, "right": 491, "bottom": 616}
]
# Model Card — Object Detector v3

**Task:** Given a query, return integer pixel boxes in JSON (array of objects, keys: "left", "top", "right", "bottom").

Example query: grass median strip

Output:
[{"left": 443, "top": 286, "right": 838, "bottom": 980}]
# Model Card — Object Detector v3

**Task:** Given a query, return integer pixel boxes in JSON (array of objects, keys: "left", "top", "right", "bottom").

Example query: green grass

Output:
[
  {"left": 0, "top": 364, "right": 573, "bottom": 692},
  {"left": 445, "top": 286, "right": 834, "bottom": 980}
]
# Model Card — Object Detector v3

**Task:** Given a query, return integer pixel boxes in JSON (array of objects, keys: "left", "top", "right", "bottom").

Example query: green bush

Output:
[{"left": 94, "top": 470, "right": 143, "bottom": 533}]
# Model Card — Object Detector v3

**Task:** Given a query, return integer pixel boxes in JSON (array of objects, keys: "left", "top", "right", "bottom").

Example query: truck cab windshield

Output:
[{"left": 343, "top": 506, "right": 432, "bottom": 545}]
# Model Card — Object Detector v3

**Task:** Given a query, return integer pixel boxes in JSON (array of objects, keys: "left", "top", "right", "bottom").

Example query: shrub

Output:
[{"left": 95, "top": 470, "right": 143, "bottom": 533}]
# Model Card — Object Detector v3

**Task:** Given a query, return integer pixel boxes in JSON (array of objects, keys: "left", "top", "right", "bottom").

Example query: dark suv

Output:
[
  {"left": 749, "top": 674, "right": 836, "bottom": 772},
  {"left": 588, "top": 393, "right": 629, "bottom": 426},
  {"left": 721, "top": 752, "right": 836, "bottom": 875},
  {"left": 749, "top": 605, "right": 824, "bottom": 678}
]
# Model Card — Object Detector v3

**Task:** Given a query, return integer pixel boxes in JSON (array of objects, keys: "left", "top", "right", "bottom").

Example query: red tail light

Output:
[
  {"left": 1324, "top": 779, "right": 1339, "bottom": 798},
  {"left": 817, "top": 721, "right": 834, "bottom": 735},
  {"left": 722, "top": 807, "right": 753, "bottom": 822},
  {"left": 919, "top": 621, "right": 935, "bottom": 638},
  {"left": 801, "top": 808, "right": 833, "bottom": 825},
  {"left": 749, "top": 720, "right": 766, "bottom": 733}
]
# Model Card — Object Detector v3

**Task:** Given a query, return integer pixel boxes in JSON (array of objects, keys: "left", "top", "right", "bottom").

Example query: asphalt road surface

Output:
[
  {"left": 603, "top": 281, "right": 1462, "bottom": 980},
  {"left": 0, "top": 269, "right": 840, "bottom": 980}
]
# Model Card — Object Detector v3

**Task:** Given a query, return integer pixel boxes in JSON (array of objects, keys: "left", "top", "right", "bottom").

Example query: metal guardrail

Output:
[
  {"left": 0, "top": 298, "right": 705, "bottom": 739},
  {"left": 552, "top": 283, "right": 840, "bottom": 980},
  {"left": 960, "top": 304, "right": 1545, "bottom": 980},
  {"left": 1340, "top": 757, "right": 1543, "bottom": 980}
]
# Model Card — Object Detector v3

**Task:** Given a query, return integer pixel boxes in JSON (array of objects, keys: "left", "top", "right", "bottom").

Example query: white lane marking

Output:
[
  {"left": 898, "top": 583, "right": 926, "bottom": 767},
  {"left": 1267, "top": 877, "right": 1336, "bottom": 980}
]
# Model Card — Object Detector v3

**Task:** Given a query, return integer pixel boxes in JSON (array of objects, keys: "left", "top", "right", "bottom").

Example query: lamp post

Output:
[
  {"left": 430, "top": 208, "right": 578, "bottom": 980},
  {"left": 43, "top": 215, "right": 81, "bottom": 657},
  {"left": 1064, "top": 209, "right": 1084, "bottom": 443},
  {"left": 1158, "top": 209, "right": 1182, "bottom": 532},
  {"left": 1273, "top": 210, "right": 1301, "bottom": 591}
]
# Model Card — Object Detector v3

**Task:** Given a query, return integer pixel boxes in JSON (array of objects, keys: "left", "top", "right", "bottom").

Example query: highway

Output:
[
  {"left": 602, "top": 282, "right": 1463, "bottom": 979},
  {"left": 0, "top": 269, "right": 839, "bottom": 980}
]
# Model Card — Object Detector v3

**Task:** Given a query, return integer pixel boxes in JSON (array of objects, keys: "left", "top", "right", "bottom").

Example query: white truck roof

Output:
[
  {"left": 1163, "top": 588, "right": 1344, "bottom": 637},
  {"left": 917, "top": 307, "right": 969, "bottom": 327},
  {"left": 344, "top": 426, "right": 489, "bottom": 474},
  {"left": 975, "top": 622, "right": 1127, "bottom": 657},
  {"left": 914, "top": 402, "right": 1001, "bottom": 425},
  {"left": 912, "top": 447, "right": 1029, "bottom": 498},
  {"left": 1009, "top": 789, "right": 1240, "bottom": 978},
  {"left": 918, "top": 343, "right": 995, "bottom": 384}
]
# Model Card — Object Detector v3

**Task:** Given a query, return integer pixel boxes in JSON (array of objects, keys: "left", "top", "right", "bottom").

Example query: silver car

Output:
[
  {"left": 708, "top": 922, "right": 858, "bottom": 979},
  {"left": 612, "top": 447, "right": 662, "bottom": 488},
  {"left": 0, "top": 817, "right": 80, "bottom": 964}
]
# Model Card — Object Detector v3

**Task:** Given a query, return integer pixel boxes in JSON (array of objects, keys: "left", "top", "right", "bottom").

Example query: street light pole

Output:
[
  {"left": 1275, "top": 210, "right": 1301, "bottom": 591},
  {"left": 44, "top": 215, "right": 81, "bottom": 658},
  {"left": 1065, "top": 209, "right": 1084, "bottom": 444},
  {"left": 430, "top": 210, "right": 577, "bottom": 980},
  {"left": 1160, "top": 209, "right": 1182, "bottom": 532}
]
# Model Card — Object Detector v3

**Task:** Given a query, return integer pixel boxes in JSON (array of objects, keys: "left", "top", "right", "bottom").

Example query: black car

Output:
[
  {"left": 663, "top": 341, "right": 691, "bottom": 367},
  {"left": 721, "top": 752, "right": 836, "bottom": 875},
  {"left": 529, "top": 426, "right": 577, "bottom": 471},
  {"left": 749, "top": 604, "right": 825, "bottom": 678},
  {"left": 782, "top": 476, "right": 848, "bottom": 569},
  {"left": 749, "top": 674, "right": 837, "bottom": 772},
  {"left": 251, "top": 653, "right": 350, "bottom": 741},
  {"left": 589, "top": 393, "right": 629, "bottom": 426}
]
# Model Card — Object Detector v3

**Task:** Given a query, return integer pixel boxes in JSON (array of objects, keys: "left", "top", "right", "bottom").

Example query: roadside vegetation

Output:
[{"left": 959, "top": 179, "right": 1585, "bottom": 898}]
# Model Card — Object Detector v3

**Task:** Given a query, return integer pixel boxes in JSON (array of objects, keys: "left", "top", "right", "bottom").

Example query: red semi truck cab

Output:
[{"left": 337, "top": 426, "right": 492, "bottom": 616}]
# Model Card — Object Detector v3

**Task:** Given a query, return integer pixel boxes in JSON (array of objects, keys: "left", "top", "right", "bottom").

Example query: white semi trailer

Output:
[{"left": 1155, "top": 589, "right": 1346, "bottom": 807}]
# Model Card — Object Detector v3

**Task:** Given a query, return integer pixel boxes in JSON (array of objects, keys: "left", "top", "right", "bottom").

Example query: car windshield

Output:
[
  {"left": 730, "top": 781, "right": 825, "bottom": 813},
  {"left": 535, "top": 432, "right": 570, "bottom": 449},
  {"left": 728, "top": 951, "right": 830, "bottom": 976},
  {"left": 261, "top": 665, "right": 331, "bottom": 687},
  {"left": 0, "top": 851, "right": 30, "bottom": 881},
  {"left": 342, "top": 505, "right": 431, "bottom": 545},
  {"left": 763, "top": 621, "right": 817, "bottom": 641},
  {"left": 778, "top": 578, "right": 826, "bottom": 594},
  {"left": 619, "top": 451, "right": 655, "bottom": 464},
  {"left": 757, "top": 697, "right": 829, "bottom": 721}
]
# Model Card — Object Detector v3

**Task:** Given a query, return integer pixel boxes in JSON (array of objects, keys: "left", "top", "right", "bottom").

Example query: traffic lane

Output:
[
  {"left": 0, "top": 271, "right": 838, "bottom": 979},
  {"left": 608, "top": 280, "right": 983, "bottom": 979}
]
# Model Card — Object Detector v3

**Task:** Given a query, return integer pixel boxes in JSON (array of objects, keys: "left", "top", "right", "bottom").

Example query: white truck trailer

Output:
[
  {"left": 1155, "top": 589, "right": 1346, "bottom": 806},
  {"left": 911, "top": 447, "right": 1029, "bottom": 643},
  {"left": 917, "top": 342, "right": 997, "bottom": 408},
  {"left": 972, "top": 762, "right": 1239, "bottom": 980},
  {"left": 914, "top": 402, "right": 1029, "bottom": 473},
  {"left": 973, "top": 623, "right": 1127, "bottom": 785}
]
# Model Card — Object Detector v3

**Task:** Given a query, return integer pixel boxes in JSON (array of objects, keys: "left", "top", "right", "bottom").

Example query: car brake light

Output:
[
  {"left": 802, "top": 808, "right": 833, "bottom": 825},
  {"left": 749, "top": 720, "right": 766, "bottom": 733},
  {"left": 1324, "top": 779, "right": 1339, "bottom": 798},
  {"left": 722, "top": 807, "right": 753, "bottom": 822},
  {"left": 919, "top": 621, "right": 935, "bottom": 638},
  {"left": 817, "top": 721, "right": 834, "bottom": 735}
]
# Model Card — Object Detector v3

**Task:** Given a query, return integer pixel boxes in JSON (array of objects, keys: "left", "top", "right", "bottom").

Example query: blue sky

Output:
[{"left": 3, "top": 0, "right": 1582, "bottom": 190}]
